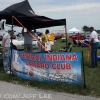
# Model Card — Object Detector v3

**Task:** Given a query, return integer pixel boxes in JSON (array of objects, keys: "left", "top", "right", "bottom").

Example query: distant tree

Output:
[{"left": 82, "top": 26, "right": 90, "bottom": 32}]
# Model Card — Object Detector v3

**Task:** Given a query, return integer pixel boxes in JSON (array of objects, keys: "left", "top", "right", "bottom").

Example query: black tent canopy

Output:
[
  {"left": 0, "top": 0, "right": 66, "bottom": 29},
  {"left": 0, "top": 0, "right": 68, "bottom": 75}
]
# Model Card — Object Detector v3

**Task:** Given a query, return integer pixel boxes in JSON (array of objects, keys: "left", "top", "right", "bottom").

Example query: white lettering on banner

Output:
[
  {"left": 38, "top": 72, "right": 77, "bottom": 82},
  {"left": 0, "top": 93, "right": 52, "bottom": 99}
]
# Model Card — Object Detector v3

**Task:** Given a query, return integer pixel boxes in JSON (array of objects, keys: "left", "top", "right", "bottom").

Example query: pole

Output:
[
  {"left": 65, "top": 25, "right": 67, "bottom": 51},
  {"left": 10, "top": 16, "right": 13, "bottom": 74},
  {"left": 82, "top": 51, "right": 87, "bottom": 88}
]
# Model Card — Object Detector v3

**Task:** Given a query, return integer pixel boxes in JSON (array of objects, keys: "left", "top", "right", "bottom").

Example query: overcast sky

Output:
[{"left": 0, "top": 0, "right": 100, "bottom": 33}]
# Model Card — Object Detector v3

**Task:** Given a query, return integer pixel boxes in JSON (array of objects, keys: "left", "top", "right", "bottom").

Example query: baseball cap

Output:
[{"left": 8, "top": 30, "right": 15, "bottom": 32}]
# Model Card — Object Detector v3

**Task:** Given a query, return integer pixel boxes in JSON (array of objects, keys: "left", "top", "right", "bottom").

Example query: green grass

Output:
[{"left": 0, "top": 39, "right": 100, "bottom": 97}]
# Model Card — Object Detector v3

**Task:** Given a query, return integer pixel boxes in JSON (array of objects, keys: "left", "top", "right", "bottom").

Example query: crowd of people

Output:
[
  {"left": 1, "top": 26, "right": 51, "bottom": 74},
  {"left": 72, "top": 27, "right": 99, "bottom": 68},
  {"left": 1, "top": 26, "right": 99, "bottom": 74}
]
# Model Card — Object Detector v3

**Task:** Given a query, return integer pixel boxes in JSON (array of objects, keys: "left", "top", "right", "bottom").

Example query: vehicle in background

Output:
[
  {"left": 0, "top": 35, "right": 3, "bottom": 47},
  {"left": 81, "top": 32, "right": 100, "bottom": 39},
  {"left": 12, "top": 37, "right": 38, "bottom": 50},
  {"left": 54, "top": 33, "right": 63, "bottom": 40},
  {"left": 0, "top": 35, "right": 38, "bottom": 50},
  {"left": 84, "top": 32, "right": 90, "bottom": 39},
  {"left": 98, "top": 34, "right": 100, "bottom": 40},
  {"left": 71, "top": 33, "right": 85, "bottom": 40}
]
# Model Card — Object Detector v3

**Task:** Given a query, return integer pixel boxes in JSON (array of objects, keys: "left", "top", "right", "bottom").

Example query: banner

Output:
[{"left": 11, "top": 49, "right": 82, "bottom": 84}]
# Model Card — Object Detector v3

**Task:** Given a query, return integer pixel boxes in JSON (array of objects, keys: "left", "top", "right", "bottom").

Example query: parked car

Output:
[
  {"left": 98, "top": 34, "right": 100, "bottom": 40},
  {"left": 12, "top": 37, "right": 38, "bottom": 50},
  {"left": 71, "top": 33, "right": 85, "bottom": 39},
  {"left": 84, "top": 32, "right": 90, "bottom": 39},
  {"left": 0, "top": 35, "right": 38, "bottom": 50},
  {"left": 54, "top": 33, "right": 63, "bottom": 40}
]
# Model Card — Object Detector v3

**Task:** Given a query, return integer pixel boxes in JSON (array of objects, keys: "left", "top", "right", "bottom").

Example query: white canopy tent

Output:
[{"left": 68, "top": 27, "right": 81, "bottom": 33}]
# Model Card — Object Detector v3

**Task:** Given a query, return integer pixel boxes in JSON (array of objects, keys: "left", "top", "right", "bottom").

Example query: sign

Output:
[{"left": 11, "top": 49, "right": 82, "bottom": 84}]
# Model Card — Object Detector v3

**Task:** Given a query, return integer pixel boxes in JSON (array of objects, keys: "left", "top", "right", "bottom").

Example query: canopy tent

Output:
[
  {"left": 0, "top": 0, "right": 68, "bottom": 76},
  {"left": 0, "top": 0, "right": 66, "bottom": 29},
  {"left": 68, "top": 27, "right": 81, "bottom": 33}
]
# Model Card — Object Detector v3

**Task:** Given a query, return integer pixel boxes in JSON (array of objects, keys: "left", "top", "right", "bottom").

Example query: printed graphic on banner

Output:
[{"left": 11, "top": 49, "right": 82, "bottom": 84}]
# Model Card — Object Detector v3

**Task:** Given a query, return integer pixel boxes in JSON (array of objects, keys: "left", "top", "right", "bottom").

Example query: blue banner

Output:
[{"left": 11, "top": 49, "right": 82, "bottom": 84}]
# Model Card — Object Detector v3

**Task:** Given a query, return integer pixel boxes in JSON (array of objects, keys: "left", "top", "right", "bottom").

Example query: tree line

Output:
[{"left": 82, "top": 25, "right": 98, "bottom": 32}]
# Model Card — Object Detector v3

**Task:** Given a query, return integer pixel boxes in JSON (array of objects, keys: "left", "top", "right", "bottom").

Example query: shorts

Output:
[{"left": 24, "top": 44, "right": 33, "bottom": 52}]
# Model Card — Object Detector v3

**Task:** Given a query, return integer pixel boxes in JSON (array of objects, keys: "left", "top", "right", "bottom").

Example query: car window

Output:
[
  {"left": 16, "top": 37, "right": 24, "bottom": 41},
  {"left": 11, "top": 35, "right": 16, "bottom": 39},
  {"left": 16, "top": 36, "right": 36, "bottom": 41},
  {"left": 0, "top": 35, "right": 3, "bottom": 41}
]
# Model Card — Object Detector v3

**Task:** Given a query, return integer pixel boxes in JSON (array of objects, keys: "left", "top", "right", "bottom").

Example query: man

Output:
[
  {"left": 2, "top": 30, "right": 14, "bottom": 74},
  {"left": 89, "top": 27, "right": 99, "bottom": 68},
  {"left": 37, "top": 33, "right": 42, "bottom": 52},
  {"left": 22, "top": 26, "right": 36, "bottom": 52},
  {"left": 42, "top": 29, "right": 50, "bottom": 51}
]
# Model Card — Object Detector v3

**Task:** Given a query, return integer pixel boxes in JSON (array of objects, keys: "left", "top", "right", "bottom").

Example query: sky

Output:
[{"left": 0, "top": 0, "right": 100, "bottom": 33}]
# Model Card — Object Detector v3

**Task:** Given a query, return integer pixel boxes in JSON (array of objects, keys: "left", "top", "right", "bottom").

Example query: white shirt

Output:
[
  {"left": 38, "top": 36, "right": 42, "bottom": 42},
  {"left": 3, "top": 33, "right": 11, "bottom": 47},
  {"left": 89, "top": 31, "right": 99, "bottom": 43}
]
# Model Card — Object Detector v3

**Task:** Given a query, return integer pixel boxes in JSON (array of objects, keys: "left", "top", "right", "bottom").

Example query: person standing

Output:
[
  {"left": 37, "top": 33, "right": 42, "bottom": 52},
  {"left": 89, "top": 27, "right": 99, "bottom": 68},
  {"left": 22, "top": 26, "right": 36, "bottom": 52},
  {"left": 2, "top": 30, "right": 14, "bottom": 73},
  {"left": 42, "top": 29, "right": 50, "bottom": 51}
]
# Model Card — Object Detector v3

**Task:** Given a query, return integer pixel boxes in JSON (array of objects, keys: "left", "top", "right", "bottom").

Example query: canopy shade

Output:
[
  {"left": 68, "top": 27, "right": 81, "bottom": 33},
  {"left": 0, "top": 0, "right": 66, "bottom": 29}
]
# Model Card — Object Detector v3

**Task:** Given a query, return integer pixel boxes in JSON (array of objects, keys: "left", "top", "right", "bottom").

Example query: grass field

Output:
[{"left": 0, "top": 39, "right": 100, "bottom": 97}]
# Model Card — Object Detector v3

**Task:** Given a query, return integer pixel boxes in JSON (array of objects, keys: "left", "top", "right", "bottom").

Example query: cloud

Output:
[
  {"left": 0, "top": 0, "right": 22, "bottom": 10},
  {"left": 0, "top": 0, "right": 100, "bottom": 31},
  {"left": 35, "top": 3, "right": 100, "bottom": 13},
  {"left": 37, "top": 0, "right": 54, "bottom": 3}
]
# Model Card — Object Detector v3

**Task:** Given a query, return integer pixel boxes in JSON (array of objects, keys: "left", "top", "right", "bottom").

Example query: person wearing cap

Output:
[
  {"left": 22, "top": 26, "right": 36, "bottom": 52},
  {"left": 89, "top": 27, "right": 99, "bottom": 68},
  {"left": 42, "top": 29, "right": 50, "bottom": 51},
  {"left": 2, "top": 30, "right": 14, "bottom": 74}
]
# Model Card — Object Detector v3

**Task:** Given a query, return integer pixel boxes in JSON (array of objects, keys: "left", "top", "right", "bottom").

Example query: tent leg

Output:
[
  {"left": 10, "top": 16, "right": 13, "bottom": 74},
  {"left": 65, "top": 25, "right": 67, "bottom": 51}
]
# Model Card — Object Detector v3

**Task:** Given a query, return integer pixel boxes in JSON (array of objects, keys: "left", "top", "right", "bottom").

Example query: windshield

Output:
[
  {"left": 16, "top": 36, "right": 24, "bottom": 41},
  {"left": 16, "top": 36, "right": 36, "bottom": 41}
]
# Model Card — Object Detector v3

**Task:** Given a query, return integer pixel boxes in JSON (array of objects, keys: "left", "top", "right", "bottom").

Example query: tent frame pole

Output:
[
  {"left": 82, "top": 51, "right": 87, "bottom": 88},
  {"left": 10, "top": 16, "right": 13, "bottom": 74},
  {"left": 65, "top": 25, "right": 67, "bottom": 51}
]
